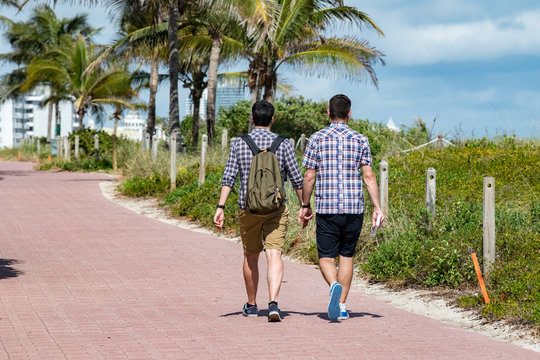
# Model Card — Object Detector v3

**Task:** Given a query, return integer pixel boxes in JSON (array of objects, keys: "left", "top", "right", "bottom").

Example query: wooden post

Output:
[
  {"left": 222, "top": 129, "right": 228, "bottom": 152},
  {"left": 299, "top": 134, "right": 306, "bottom": 152},
  {"left": 141, "top": 132, "right": 145, "bottom": 150},
  {"left": 75, "top": 135, "right": 80, "bottom": 159},
  {"left": 37, "top": 139, "right": 40, "bottom": 154},
  {"left": 483, "top": 176, "right": 496, "bottom": 273},
  {"left": 64, "top": 136, "right": 70, "bottom": 160},
  {"left": 152, "top": 135, "right": 158, "bottom": 162},
  {"left": 145, "top": 133, "right": 151, "bottom": 152},
  {"left": 437, "top": 133, "right": 443, "bottom": 150},
  {"left": 57, "top": 136, "right": 63, "bottom": 159},
  {"left": 379, "top": 161, "right": 388, "bottom": 215},
  {"left": 199, "top": 134, "right": 208, "bottom": 185},
  {"left": 94, "top": 134, "right": 99, "bottom": 162},
  {"left": 170, "top": 134, "right": 177, "bottom": 192},
  {"left": 425, "top": 167, "right": 436, "bottom": 217}
]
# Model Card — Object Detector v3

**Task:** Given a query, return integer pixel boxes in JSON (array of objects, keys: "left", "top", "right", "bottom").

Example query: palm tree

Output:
[
  {"left": 22, "top": 35, "right": 139, "bottom": 128},
  {"left": 0, "top": 5, "right": 95, "bottom": 142},
  {"left": 244, "top": 0, "right": 385, "bottom": 103}
]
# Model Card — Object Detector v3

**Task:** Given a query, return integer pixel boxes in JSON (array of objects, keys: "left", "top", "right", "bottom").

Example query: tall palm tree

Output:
[
  {"left": 244, "top": 0, "right": 385, "bottom": 103},
  {"left": 22, "top": 35, "right": 138, "bottom": 128},
  {"left": 0, "top": 5, "right": 95, "bottom": 141}
]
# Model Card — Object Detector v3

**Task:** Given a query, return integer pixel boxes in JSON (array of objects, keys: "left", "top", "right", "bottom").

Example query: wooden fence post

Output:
[
  {"left": 94, "top": 134, "right": 99, "bottom": 162},
  {"left": 152, "top": 135, "right": 158, "bottom": 162},
  {"left": 75, "top": 135, "right": 80, "bottom": 160},
  {"left": 289, "top": 138, "right": 295, "bottom": 149},
  {"left": 299, "top": 134, "right": 306, "bottom": 152},
  {"left": 64, "top": 136, "right": 70, "bottom": 160},
  {"left": 199, "top": 134, "right": 208, "bottom": 185},
  {"left": 170, "top": 134, "right": 177, "bottom": 192},
  {"left": 437, "top": 133, "right": 443, "bottom": 150},
  {"left": 426, "top": 167, "right": 436, "bottom": 217},
  {"left": 37, "top": 139, "right": 40, "bottom": 154},
  {"left": 483, "top": 176, "right": 496, "bottom": 273},
  {"left": 222, "top": 129, "right": 228, "bottom": 153},
  {"left": 141, "top": 132, "right": 145, "bottom": 150},
  {"left": 57, "top": 136, "right": 63, "bottom": 159},
  {"left": 145, "top": 133, "right": 151, "bottom": 152},
  {"left": 379, "top": 161, "right": 388, "bottom": 215}
]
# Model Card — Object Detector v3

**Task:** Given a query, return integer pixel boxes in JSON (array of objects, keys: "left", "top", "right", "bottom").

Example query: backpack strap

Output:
[
  {"left": 269, "top": 135, "right": 288, "bottom": 183},
  {"left": 240, "top": 134, "right": 260, "bottom": 156},
  {"left": 269, "top": 135, "right": 287, "bottom": 154}
]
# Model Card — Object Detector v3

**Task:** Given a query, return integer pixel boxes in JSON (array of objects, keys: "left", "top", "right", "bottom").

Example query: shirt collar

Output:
[{"left": 330, "top": 122, "right": 348, "bottom": 128}]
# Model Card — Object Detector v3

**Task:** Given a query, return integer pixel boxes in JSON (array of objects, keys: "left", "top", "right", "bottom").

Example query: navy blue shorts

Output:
[{"left": 315, "top": 213, "right": 364, "bottom": 258}]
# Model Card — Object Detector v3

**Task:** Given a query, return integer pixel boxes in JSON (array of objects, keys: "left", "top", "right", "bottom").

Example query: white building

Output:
[
  {"left": 185, "top": 84, "right": 248, "bottom": 120},
  {"left": 0, "top": 85, "right": 75, "bottom": 148},
  {"left": 102, "top": 109, "right": 166, "bottom": 141}
]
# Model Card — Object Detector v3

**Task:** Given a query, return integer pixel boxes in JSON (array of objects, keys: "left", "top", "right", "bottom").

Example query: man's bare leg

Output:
[
  {"left": 265, "top": 249, "right": 283, "bottom": 302},
  {"left": 318, "top": 257, "right": 338, "bottom": 286},
  {"left": 243, "top": 253, "right": 260, "bottom": 304},
  {"left": 337, "top": 255, "right": 353, "bottom": 303}
]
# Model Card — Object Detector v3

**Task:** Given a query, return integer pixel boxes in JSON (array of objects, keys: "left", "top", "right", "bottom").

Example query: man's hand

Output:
[
  {"left": 214, "top": 208, "right": 224, "bottom": 229},
  {"left": 372, "top": 208, "right": 385, "bottom": 227},
  {"left": 298, "top": 207, "right": 313, "bottom": 228}
]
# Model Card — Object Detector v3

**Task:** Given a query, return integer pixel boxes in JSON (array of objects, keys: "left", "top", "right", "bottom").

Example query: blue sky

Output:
[{"left": 1, "top": 0, "right": 539, "bottom": 139}]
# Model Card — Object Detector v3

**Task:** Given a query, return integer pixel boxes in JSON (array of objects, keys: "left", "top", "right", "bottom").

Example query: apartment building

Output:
[{"left": 0, "top": 86, "right": 75, "bottom": 148}]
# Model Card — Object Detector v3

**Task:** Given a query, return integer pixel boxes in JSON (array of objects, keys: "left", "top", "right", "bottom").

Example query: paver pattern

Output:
[{"left": 0, "top": 161, "right": 537, "bottom": 359}]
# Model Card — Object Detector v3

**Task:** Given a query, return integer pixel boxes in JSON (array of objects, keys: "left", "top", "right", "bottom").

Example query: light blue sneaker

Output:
[
  {"left": 328, "top": 282, "right": 342, "bottom": 320},
  {"left": 338, "top": 303, "right": 349, "bottom": 320}
]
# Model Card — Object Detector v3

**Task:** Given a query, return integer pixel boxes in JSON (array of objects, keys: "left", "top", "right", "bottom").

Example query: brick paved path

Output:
[{"left": 0, "top": 161, "right": 537, "bottom": 360}]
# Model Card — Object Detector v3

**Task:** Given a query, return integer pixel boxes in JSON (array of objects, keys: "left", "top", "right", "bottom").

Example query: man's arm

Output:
[
  {"left": 298, "top": 168, "right": 316, "bottom": 225},
  {"left": 361, "top": 165, "right": 385, "bottom": 226},
  {"left": 213, "top": 185, "right": 232, "bottom": 229}
]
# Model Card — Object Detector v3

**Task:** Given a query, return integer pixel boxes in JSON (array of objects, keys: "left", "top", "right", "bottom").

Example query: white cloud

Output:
[{"left": 381, "top": 9, "right": 540, "bottom": 65}]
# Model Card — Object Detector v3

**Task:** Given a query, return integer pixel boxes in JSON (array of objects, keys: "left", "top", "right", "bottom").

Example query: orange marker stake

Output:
[
  {"left": 471, "top": 253, "right": 490, "bottom": 304},
  {"left": 48, "top": 154, "right": 51, "bottom": 162},
  {"left": 18, "top": 151, "right": 21, "bottom": 160}
]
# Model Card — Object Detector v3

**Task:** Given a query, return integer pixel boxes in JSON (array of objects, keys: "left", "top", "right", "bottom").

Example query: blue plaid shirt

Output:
[
  {"left": 222, "top": 128, "right": 303, "bottom": 209},
  {"left": 302, "top": 122, "right": 372, "bottom": 214}
]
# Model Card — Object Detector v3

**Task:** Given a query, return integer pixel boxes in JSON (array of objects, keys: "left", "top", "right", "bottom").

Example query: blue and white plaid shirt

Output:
[
  {"left": 222, "top": 128, "right": 303, "bottom": 209},
  {"left": 302, "top": 122, "right": 372, "bottom": 214}
]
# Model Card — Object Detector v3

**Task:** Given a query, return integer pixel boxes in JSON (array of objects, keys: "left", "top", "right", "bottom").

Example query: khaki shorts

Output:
[{"left": 238, "top": 205, "right": 289, "bottom": 254}]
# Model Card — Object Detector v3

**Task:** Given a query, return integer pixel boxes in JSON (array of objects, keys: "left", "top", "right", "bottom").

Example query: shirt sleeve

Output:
[
  {"left": 222, "top": 138, "right": 239, "bottom": 187},
  {"left": 280, "top": 140, "right": 303, "bottom": 190},
  {"left": 302, "top": 134, "right": 319, "bottom": 170},
  {"left": 360, "top": 136, "right": 373, "bottom": 167}
]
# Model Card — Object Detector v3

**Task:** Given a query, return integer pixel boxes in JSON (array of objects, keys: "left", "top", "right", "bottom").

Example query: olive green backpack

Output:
[{"left": 240, "top": 134, "right": 287, "bottom": 214}]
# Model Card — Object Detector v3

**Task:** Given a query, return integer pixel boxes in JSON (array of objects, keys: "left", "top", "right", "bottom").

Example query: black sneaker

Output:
[
  {"left": 267, "top": 303, "right": 282, "bottom": 322},
  {"left": 242, "top": 303, "right": 259, "bottom": 317}
]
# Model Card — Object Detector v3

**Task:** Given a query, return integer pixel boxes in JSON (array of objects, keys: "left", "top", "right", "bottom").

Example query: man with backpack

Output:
[
  {"left": 299, "top": 94, "right": 385, "bottom": 321},
  {"left": 213, "top": 100, "right": 304, "bottom": 322}
]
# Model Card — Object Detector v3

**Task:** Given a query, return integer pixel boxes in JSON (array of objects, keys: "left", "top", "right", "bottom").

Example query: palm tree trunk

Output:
[
  {"left": 47, "top": 102, "right": 53, "bottom": 143},
  {"left": 191, "top": 90, "right": 202, "bottom": 148},
  {"left": 146, "top": 52, "right": 159, "bottom": 138},
  {"left": 263, "top": 63, "right": 276, "bottom": 102},
  {"left": 168, "top": 0, "right": 181, "bottom": 146},
  {"left": 249, "top": 72, "right": 262, "bottom": 132},
  {"left": 55, "top": 103, "right": 60, "bottom": 137},
  {"left": 112, "top": 111, "right": 120, "bottom": 172},
  {"left": 206, "top": 33, "right": 221, "bottom": 147}
]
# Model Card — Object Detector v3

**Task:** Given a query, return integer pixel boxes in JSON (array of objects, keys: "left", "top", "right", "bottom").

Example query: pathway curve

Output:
[{"left": 0, "top": 161, "right": 537, "bottom": 359}]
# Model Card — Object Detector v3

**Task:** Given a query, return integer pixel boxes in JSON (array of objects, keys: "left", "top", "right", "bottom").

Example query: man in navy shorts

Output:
[{"left": 299, "top": 94, "right": 384, "bottom": 320}]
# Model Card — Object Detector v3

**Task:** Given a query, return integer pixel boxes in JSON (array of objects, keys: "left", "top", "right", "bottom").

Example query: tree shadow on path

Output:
[{"left": 0, "top": 259, "right": 23, "bottom": 279}]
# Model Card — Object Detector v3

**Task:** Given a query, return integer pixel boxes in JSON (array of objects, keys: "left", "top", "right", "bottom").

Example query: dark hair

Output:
[
  {"left": 329, "top": 94, "right": 351, "bottom": 120},
  {"left": 252, "top": 100, "right": 274, "bottom": 126}
]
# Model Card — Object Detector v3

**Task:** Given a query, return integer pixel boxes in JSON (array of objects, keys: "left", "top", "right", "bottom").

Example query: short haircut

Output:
[
  {"left": 329, "top": 94, "right": 351, "bottom": 120},
  {"left": 252, "top": 100, "right": 274, "bottom": 126}
]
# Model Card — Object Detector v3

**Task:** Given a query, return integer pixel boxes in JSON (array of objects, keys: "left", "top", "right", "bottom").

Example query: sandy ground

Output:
[{"left": 100, "top": 180, "right": 539, "bottom": 353}]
